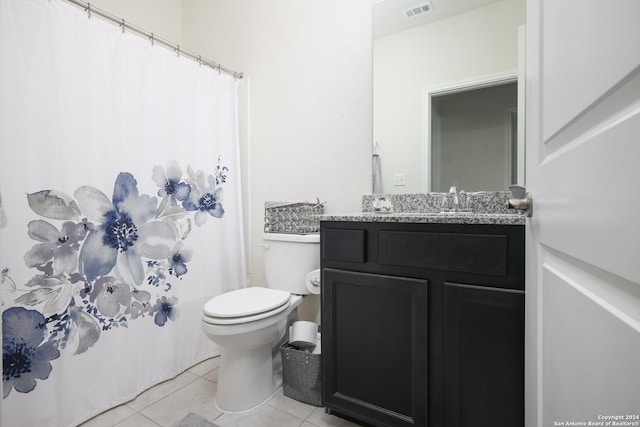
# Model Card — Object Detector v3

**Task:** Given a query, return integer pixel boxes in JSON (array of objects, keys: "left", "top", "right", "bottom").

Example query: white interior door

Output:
[{"left": 525, "top": 1, "right": 640, "bottom": 426}]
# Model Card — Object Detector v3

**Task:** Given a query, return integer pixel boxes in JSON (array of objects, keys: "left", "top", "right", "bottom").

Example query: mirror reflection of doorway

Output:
[{"left": 430, "top": 80, "right": 518, "bottom": 192}]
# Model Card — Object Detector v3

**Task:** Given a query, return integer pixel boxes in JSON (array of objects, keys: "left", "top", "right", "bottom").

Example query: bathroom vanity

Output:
[{"left": 320, "top": 199, "right": 525, "bottom": 427}]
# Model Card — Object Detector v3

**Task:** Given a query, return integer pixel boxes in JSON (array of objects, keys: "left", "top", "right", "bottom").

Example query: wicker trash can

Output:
[{"left": 280, "top": 342, "right": 322, "bottom": 406}]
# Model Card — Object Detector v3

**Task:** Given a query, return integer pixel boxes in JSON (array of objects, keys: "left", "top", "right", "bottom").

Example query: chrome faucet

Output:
[{"left": 449, "top": 186, "right": 460, "bottom": 212}]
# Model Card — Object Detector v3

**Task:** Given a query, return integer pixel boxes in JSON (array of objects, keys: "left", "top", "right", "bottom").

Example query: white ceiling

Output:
[{"left": 373, "top": 0, "right": 504, "bottom": 39}]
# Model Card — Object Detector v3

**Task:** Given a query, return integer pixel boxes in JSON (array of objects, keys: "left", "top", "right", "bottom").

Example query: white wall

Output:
[
  {"left": 181, "top": 0, "right": 373, "bottom": 292},
  {"left": 87, "top": 0, "right": 183, "bottom": 44},
  {"left": 65, "top": 1, "right": 374, "bottom": 298},
  {"left": 374, "top": 0, "right": 525, "bottom": 194}
]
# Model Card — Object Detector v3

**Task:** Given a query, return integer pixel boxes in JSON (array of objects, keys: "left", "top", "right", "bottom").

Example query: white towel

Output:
[{"left": 372, "top": 154, "right": 383, "bottom": 194}]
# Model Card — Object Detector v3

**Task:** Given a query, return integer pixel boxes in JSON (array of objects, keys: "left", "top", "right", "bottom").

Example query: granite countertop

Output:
[
  {"left": 316, "top": 192, "right": 527, "bottom": 226},
  {"left": 320, "top": 212, "right": 525, "bottom": 225}
]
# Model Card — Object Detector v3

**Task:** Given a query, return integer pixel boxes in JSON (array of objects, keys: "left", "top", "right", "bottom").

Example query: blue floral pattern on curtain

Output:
[{"left": 2, "top": 160, "right": 228, "bottom": 398}]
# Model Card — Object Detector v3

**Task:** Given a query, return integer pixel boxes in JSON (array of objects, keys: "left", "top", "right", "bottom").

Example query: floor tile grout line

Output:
[
  {"left": 136, "top": 363, "right": 220, "bottom": 426},
  {"left": 264, "top": 402, "right": 308, "bottom": 426},
  {"left": 112, "top": 410, "right": 163, "bottom": 427},
  {"left": 79, "top": 357, "right": 219, "bottom": 426},
  {"left": 100, "top": 354, "right": 360, "bottom": 427},
  {"left": 124, "top": 360, "right": 219, "bottom": 414}
]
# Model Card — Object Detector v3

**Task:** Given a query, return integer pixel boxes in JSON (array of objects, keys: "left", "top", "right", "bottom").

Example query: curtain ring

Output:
[
  {"left": 198, "top": 55, "right": 202, "bottom": 66},
  {"left": 149, "top": 33, "right": 154, "bottom": 46},
  {"left": 121, "top": 18, "right": 125, "bottom": 33},
  {"left": 86, "top": 3, "right": 91, "bottom": 19},
  {"left": 176, "top": 45, "right": 180, "bottom": 57}
]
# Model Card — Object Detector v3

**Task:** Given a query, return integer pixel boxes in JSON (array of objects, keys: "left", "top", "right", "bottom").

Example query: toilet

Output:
[{"left": 201, "top": 232, "right": 320, "bottom": 412}]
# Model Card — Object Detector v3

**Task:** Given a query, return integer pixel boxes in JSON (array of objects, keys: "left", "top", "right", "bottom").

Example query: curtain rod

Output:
[{"left": 62, "top": 0, "right": 244, "bottom": 80}]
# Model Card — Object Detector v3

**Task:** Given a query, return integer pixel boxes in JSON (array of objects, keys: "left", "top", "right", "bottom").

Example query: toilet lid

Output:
[
  {"left": 203, "top": 287, "right": 291, "bottom": 318},
  {"left": 202, "top": 300, "right": 291, "bottom": 325}
]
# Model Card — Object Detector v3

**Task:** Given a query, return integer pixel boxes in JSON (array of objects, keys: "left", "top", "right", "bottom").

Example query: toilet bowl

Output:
[
  {"left": 201, "top": 233, "right": 320, "bottom": 412},
  {"left": 202, "top": 288, "right": 302, "bottom": 412}
]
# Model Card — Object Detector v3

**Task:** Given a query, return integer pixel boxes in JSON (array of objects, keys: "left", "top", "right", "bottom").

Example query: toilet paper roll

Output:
[
  {"left": 290, "top": 321, "right": 319, "bottom": 349},
  {"left": 305, "top": 268, "right": 321, "bottom": 295},
  {"left": 311, "top": 333, "right": 322, "bottom": 354}
]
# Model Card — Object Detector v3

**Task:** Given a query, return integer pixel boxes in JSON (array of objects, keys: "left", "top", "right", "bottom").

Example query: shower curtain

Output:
[{"left": 0, "top": 1, "right": 245, "bottom": 426}]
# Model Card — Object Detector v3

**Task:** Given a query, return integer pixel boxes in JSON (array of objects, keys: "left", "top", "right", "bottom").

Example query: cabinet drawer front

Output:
[
  {"left": 379, "top": 231, "right": 508, "bottom": 276},
  {"left": 322, "top": 228, "right": 366, "bottom": 263}
]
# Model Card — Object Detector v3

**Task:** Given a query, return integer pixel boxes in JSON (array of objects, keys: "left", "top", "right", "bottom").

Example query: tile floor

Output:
[{"left": 79, "top": 356, "right": 362, "bottom": 427}]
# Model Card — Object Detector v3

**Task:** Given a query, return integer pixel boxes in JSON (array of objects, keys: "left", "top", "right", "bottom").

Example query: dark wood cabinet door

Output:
[
  {"left": 444, "top": 283, "right": 524, "bottom": 427},
  {"left": 322, "top": 268, "right": 428, "bottom": 427}
]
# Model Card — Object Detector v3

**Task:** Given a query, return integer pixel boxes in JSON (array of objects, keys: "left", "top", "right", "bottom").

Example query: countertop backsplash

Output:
[{"left": 362, "top": 192, "right": 517, "bottom": 215}]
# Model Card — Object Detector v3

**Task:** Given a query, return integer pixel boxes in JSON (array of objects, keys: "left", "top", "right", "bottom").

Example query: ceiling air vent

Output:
[{"left": 404, "top": 1, "right": 433, "bottom": 19}]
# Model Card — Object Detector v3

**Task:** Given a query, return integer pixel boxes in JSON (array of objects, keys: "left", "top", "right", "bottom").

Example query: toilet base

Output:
[
  {"left": 202, "top": 294, "right": 304, "bottom": 412},
  {"left": 215, "top": 343, "right": 278, "bottom": 412}
]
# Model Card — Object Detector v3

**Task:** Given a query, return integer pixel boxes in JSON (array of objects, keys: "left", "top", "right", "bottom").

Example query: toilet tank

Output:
[{"left": 262, "top": 233, "right": 320, "bottom": 294}]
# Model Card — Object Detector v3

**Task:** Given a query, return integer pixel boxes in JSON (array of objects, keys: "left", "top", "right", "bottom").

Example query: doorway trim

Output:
[{"left": 423, "top": 71, "right": 518, "bottom": 192}]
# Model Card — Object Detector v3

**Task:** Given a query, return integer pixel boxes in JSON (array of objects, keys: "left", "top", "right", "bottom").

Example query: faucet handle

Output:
[
  {"left": 506, "top": 192, "right": 533, "bottom": 217},
  {"left": 441, "top": 193, "right": 452, "bottom": 212},
  {"left": 462, "top": 192, "right": 473, "bottom": 212}
]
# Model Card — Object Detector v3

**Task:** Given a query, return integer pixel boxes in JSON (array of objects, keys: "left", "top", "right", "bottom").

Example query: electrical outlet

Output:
[{"left": 394, "top": 174, "right": 406, "bottom": 186}]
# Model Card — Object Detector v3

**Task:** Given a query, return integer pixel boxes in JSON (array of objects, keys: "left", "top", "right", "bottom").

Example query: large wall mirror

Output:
[{"left": 373, "top": 0, "right": 526, "bottom": 194}]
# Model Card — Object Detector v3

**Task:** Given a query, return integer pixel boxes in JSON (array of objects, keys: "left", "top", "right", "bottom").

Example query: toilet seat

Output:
[{"left": 203, "top": 287, "right": 291, "bottom": 325}]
